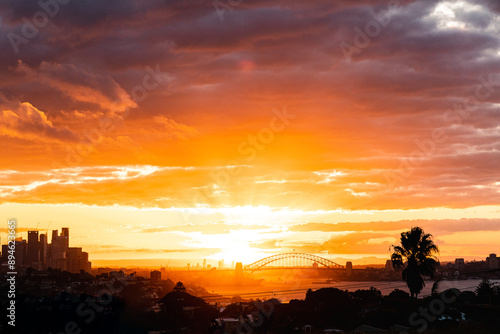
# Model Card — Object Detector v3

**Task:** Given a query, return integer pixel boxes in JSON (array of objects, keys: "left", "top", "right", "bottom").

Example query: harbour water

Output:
[{"left": 207, "top": 278, "right": 500, "bottom": 302}]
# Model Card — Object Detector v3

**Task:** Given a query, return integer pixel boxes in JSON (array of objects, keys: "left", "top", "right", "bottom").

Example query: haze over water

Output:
[{"left": 207, "top": 279, "right": 500, "bottom": 303}]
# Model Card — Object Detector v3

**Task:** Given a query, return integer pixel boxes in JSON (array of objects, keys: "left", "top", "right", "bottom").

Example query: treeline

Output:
[{"left": 2, "top": 275, "right": 500, "bottom": 333}]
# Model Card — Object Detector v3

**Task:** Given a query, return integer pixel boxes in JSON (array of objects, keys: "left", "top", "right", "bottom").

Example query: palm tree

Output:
[{"left": 391, "top": 227, "right": 439, "bottom": 298}]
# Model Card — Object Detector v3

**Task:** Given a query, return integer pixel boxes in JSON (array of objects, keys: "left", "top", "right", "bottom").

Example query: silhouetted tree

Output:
[
  {"left": 431, "top": 278, "right": 442, "bottom": 296},
  {"left": 391, "top": 227, "right": 439, "bottom": 298},
  {"left": 173, "top": 281, "right": 186, "bottom": 293},
  {"left": 476, "top": 278, "right": 496, "bottom": 304},
  {"left": 476, "top": 278, "right": 494, "bottom": 296},
  {"left": 351, "top": 287, "right": 382, "bottom": 304},
  {"left": 388, "top": 289, "right": 410, "bottom": 299},
  {"left": 305, "top": 288, "right": 357, "bottom": 328}
]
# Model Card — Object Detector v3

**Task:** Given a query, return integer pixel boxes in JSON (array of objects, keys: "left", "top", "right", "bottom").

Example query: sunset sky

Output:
[{"left": 1, "top": 0, "right": 500, "bottom": 266}]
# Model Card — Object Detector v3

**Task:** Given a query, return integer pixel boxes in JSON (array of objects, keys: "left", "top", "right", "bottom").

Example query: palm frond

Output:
[{"left": 390, "top": 226, "right": 439, "bottom": 297}]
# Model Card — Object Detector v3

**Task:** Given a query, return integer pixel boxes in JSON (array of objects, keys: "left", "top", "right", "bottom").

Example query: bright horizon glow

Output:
[{"left": 2, "top": 202, "right": 500, "bottom": 266}]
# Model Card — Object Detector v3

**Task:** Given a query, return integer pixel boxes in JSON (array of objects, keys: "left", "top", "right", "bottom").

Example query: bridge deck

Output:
[{"left": 244, "top": 253, "right": 345, "bottom": 271}]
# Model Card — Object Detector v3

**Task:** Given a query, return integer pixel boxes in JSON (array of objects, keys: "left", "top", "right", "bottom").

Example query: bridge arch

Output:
[{"left": 244, "top": 253, "right": 344, "bottom": 271}]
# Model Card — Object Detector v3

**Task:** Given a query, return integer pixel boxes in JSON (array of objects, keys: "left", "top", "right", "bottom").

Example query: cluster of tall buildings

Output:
[{"left": 0, "top": 227, "right": 91, "bottom": 273}]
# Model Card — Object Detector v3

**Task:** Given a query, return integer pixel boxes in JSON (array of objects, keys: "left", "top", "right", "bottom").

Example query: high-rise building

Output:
[
  {"left": 51, "top": 234, "right": 68, "bottom": 270},
  {"left": 39, "top": 234, "right": 48, "bottom": 269},
  {"left": 61, "top": 227, "right": 69, "bottom": 249},
  {"left": 1, "top": 244, "right": 8, "bottom": 264},
  {"left": 27, "top": 231, "right": 39, "bottom": 268},
  {"left": 203, "top": 259, "right": 206, "bottom": 268},
  {"left": 67, "top": 247, "right": 83, "bottom": 273},
  {"left": 486, "top": 253, "right": 498, "bottom": 269},
  {"left": 65, "top": 247, "right": 90, "bottom": 273},
  {"left": 0, "top": 227, "right": 91, "bottom": 274},
  {"left": 15, "top": 240, "right": 28, "bottom": 269},
  {"left": 151, "top": 270, "right": 161, "bottom": 282},
  {"left": 81, "top": 252, "right": 91, "bottom": 272},
  {"left": 52, "top": 229, "right": 58, "bottom": 240}
]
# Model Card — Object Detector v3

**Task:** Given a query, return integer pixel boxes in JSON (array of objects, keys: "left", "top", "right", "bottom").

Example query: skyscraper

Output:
[
  {"left": 66, "top": 247, "right": 82, "bottom": 273},
  {"left": 65, "top": 247, "right": 91, "bottom": 273},
  {"left": 51, "top": 233, "right": 68, "bottom": 270},
  {"left": 61, "top": 227, "right": 69, "bottom": 249},
  {"left": 48, "top": 229, "right": 59, "bottom": 268},
  {"left": 81, "top": 251, "right": 91, "bottom": 272},
  {"left": 39, "top": 234, "right": 48, "bottom": 270},
  {"left": 15, "top": 240, "right": 27, "bottom": 269},
  {"left": 27, "top": 231, "right": 39, "bottom": 268},
  {"left": 151, "top": 270, "right": 161, "bottom": 282}
]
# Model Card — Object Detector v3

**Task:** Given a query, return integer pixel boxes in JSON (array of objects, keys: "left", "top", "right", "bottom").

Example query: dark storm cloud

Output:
[
  {"left": 0, "top": 0, "right": 141, "bottom": 25},
  {"left": 2, "top": 0, "right": 498, "bottom": 97}
]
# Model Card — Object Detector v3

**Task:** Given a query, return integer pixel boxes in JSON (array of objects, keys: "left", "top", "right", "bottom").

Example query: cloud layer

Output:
[{"left": 0, "top": 0, "right": 499, "bottom": 261}]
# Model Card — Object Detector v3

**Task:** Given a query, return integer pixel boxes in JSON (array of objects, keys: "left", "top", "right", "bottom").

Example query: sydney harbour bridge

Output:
[{"left": 243, "top": 252, "right": 346, "bottom": 272}]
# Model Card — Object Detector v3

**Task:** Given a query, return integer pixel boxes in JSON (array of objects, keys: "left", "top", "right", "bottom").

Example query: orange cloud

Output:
[
  {"left": 0, "top": 97, "right": 77, "bottom": 143},
  {"left": 14, "top": 61, "right": 137, "bottom": 117}
]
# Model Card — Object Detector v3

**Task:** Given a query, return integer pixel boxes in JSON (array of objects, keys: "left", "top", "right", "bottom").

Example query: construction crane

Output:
[{"left": 45, "top": 221, "right": 51, "bottom": 238}]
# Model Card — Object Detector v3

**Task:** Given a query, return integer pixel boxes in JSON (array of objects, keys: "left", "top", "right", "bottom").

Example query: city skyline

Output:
[
  {"left": 1, "top": 227, "right": 91, "bottom": 273},
  {"left": 2, "top": 207, "right": 500, "bottom": 266},
  {"left": 2, "top": 1, "right": 500, "bottom": 333},
  {"left": 1, "top": 222, "right": 499, "bottom": 269},
  {"left": 1, "top": 225, "right": 498, "bottom": 272}
]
